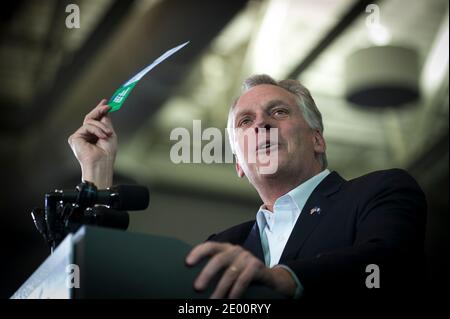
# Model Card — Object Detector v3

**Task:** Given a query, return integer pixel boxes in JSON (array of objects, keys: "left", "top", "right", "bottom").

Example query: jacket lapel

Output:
[
  {"left": 242, "top": 222, "right": 265, "bottom": 262},
  {"left": 279, "top": 171, "right": 345, "bottom": 263}
]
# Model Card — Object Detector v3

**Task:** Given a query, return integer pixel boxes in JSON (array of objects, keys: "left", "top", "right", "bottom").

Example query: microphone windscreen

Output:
[{"left": 114, "top": 184, "right": 150, "bottom": 210}]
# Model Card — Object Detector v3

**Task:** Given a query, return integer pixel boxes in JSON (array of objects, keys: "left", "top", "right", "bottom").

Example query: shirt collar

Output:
[
  {"left": 286, "top": 169, "right": 331, "bottom": 212},
  {"left": 256, "top": 169, "right": 331, "bottom": 232}
]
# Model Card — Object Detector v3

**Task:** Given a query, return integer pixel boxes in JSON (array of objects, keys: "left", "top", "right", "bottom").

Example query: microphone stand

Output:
[{"left": 32, "top": 182, "right": 129, "bottom": 253}]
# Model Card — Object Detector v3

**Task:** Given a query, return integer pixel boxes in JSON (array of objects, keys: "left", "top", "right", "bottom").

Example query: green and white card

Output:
[{"left": 108, "top": 41, "right": 189, "bottom": 112}]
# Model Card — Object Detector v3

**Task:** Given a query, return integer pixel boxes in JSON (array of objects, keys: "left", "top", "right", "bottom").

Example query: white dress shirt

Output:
[{"left": 256, "top": 169, "right": 331, "bottom": 267}]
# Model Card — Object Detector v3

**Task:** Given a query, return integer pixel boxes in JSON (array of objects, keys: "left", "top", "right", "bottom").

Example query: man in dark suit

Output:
[
  {"left": 68, "top": 74, "right": 426, "bottom": 299},
  {"left": 184, "top": 74, "right": 426, "bottom": 299}
]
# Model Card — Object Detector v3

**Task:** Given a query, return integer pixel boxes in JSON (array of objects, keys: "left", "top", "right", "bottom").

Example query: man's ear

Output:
[
  {"left": 313, "top": 130, "right": 326, "bottom": 154},
  {"left": 235, "top": 161, "right": 245, "bottom": 178}
]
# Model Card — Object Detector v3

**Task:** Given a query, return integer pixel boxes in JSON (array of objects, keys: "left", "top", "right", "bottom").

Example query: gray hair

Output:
[{"left": 227, "top": 74, "right": 327, "bottom": 169}]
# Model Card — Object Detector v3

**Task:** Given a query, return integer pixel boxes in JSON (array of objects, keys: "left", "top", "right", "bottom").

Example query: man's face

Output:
[{"left": 231, "top": 84, "right": 325, "bottom": 184}]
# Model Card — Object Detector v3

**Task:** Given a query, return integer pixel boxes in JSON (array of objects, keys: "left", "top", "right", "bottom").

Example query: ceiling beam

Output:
[
  {"left": 288, "top": 0, "right": 379, "bottom": 79},
  {"left": 26, "top": 0, "right": 138, "bottom": 130}
]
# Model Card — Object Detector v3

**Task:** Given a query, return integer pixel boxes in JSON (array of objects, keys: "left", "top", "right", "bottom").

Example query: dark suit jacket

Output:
[{"left": 208, "top": 169, "right": 427, "bottom": 298}]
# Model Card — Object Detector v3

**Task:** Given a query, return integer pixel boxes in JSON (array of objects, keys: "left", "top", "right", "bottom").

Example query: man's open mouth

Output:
[{"left": 256, "top": 141, "right": 279, "bottom": 152}]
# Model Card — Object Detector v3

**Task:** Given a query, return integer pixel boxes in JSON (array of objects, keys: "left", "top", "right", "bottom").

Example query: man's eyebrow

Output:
[
  {"left": 263, "top": 99, "right": 291, "bottom": 111},
  {"left": 234, "top": 109, "right": 253, "bottom": 121},
  {"left": 234, "top": 99, "right": 292, "bottom": 121}
]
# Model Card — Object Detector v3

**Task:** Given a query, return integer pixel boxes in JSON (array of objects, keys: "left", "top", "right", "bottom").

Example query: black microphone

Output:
[
  {"left": 49, "top": 182, "right": 150, "bottom": 211},
  {"left": 73, "top": 206, "right": 130, "bottom": 230}
]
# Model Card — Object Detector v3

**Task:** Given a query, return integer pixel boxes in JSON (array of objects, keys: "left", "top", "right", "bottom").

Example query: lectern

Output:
[{"left": 12, "top": 226, "right": 281, "bottom": 299}]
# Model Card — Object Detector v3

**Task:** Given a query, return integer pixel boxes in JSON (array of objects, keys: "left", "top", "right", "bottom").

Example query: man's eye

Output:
[
  {"left": 273, "top": 108, "right": 288, "bottom": 117},
  {"left": 239, "top": 118, "right": 252, "bottom": 126}
]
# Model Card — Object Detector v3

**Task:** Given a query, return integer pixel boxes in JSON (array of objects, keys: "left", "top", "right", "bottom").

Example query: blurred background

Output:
[{"left": 0, "top": 0, "right": 448, "bottom": 298}]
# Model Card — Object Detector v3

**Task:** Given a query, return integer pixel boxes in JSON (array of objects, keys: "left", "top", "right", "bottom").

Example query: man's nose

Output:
[
  {"left": 254, "top": 124, "right": 271, "bottom": 134},
  {"left": 253, "top": 115, "right": 274, "bottom": 133}
]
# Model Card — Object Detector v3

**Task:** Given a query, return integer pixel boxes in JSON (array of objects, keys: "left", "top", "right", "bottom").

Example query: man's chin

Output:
[{"left": 254, "top": 161, "right": 288, "bottom": 177}]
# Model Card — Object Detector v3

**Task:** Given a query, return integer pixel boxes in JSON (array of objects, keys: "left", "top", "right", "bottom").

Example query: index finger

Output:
[
  {"left": 186, "top": 242, "right": 227, "bottom": 266},
  {"left": 85, "top": 99, "right": 110, "bottom": 121},
  {"left": 100, "top": 111, "right": 114, "bottom": 128}
]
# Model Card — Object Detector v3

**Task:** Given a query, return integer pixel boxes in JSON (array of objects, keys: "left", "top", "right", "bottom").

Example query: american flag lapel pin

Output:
[{"left": 310, "top": 206, "right": 321, "bottom": 215}]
